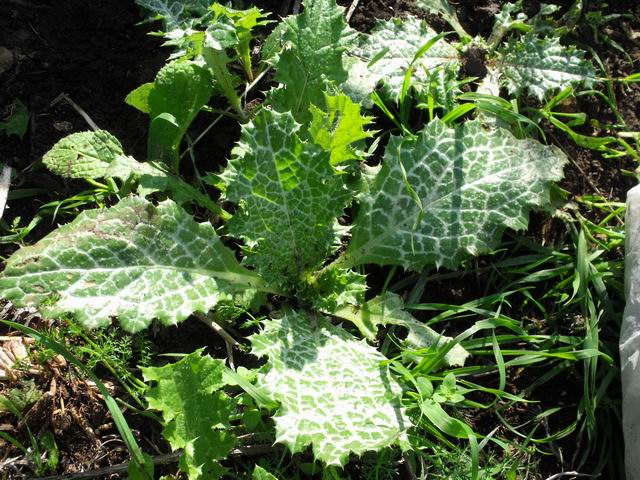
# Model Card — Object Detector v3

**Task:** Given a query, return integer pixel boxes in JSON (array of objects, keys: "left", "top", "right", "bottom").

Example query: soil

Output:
[{"left": 0, "top": 0, "right": 638, "bottom": 478}]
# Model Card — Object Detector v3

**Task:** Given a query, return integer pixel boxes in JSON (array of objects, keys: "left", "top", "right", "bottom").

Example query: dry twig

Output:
[
  {"left": 346, "top": 0, "right": 361, "bottom": 21},
  {"left": 49, "top": 93, "right": 100, "bottom": 131}
]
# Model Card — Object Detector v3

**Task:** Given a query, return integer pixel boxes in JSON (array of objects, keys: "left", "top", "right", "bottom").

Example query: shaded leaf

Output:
[{"left": 0, "top": 99, "right": 29, "bottom": 140}]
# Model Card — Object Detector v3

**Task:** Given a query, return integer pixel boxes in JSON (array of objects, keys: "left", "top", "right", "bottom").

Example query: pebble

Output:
[{"left": 0, "top": 47, "right": 15, "bottom": 75}]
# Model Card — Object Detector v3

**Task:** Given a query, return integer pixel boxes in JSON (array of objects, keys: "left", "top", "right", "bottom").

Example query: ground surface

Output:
[{"left": 0, "top": 0, "right": 639, "bottom": 478}]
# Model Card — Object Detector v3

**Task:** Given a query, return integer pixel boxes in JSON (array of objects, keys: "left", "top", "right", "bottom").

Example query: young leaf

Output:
[
  {"left": 267, "top": 0, "right": 357, "bottom": 122},
  {"left": 308, "top": 93, "right": 374, "bottom": 167},
  {"left": 487, "top": 1, "right": 527, "bottom": 49},
  {"left": 498, "top": 33, "right": 597, "bottom": 100},
  {"left": 137, "top": 60, "right": 213, "bottom": 170},
  {"left": 332, "top": 292, "right": 469, "bottom": 367},
  {"left": 344, "top": 16, "right": 459, "bottom": 106},
  {"left": 210, "top": 4, "right": 271, "bottom": 81},
  {"left": 125, "top": 82, "right": 154, "bottom": 114},
  {"left": 341, "top": 118, "right": 567, "bottom": 271},
  {"left": 43, "top": 130, "right": 126, "bottom": 179},
  {"left": 142, "top": 351, "right": 235, "bottom": 479},
  {"left": 250, "top": 310, "right": 412, "bottom": 466},
  {"left": 0, "top": 197, "right": 269, "bottom": 332},
  {"left": 303, "top": 267, "right": 367, "bottom": 312},
  {"left": 220, "top": 109, "right": 350, "bottom": 288},
  {"left": 202, "top": 18, "right": 245, "bottom": 119}
]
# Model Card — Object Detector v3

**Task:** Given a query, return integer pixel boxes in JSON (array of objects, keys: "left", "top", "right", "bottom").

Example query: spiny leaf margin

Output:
[
  {"left": 343, "top": 118, "right": 567, "bottom": 270},
  {"left": 0, "top": 196, "right": 267, "bottom": 332},
  {"left": 250, "top": 309, "right": 412, "bottom": 466}
]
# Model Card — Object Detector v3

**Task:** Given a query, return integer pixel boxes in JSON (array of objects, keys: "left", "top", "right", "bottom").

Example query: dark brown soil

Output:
[{"left": 0, "top": 0, "right": 167, "bottom": 163}]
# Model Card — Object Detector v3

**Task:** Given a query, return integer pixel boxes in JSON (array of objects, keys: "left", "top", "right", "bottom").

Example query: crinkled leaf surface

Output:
[
  {"left": 142, "top": 60, "right": 213, "bottom": 165},
  {"left": 303, "top": 267, "right": 366, "bottom": 312},
  {"left": 498, "top": 33, "right": 597, "bottom": 100},
  {"left": 41, "top": 133, "right": 223, "bottom": 216},
  {"left": 343, "top": 118, "right": 567, "bottom": 270},
  {"left": 220, "top": 109, "right": 350, "bottom": 288},
  {"left": 345, "top": 16, "right": 459, "bottom": 105},
  {"left": 142, "top": 351, "right": 235, "bottom": 479},
  {"left": 43, "top": 130, "right": 125, "bottom": 179},
  {"left": 333, "top": 292, "right": 469, "bottom": 366},
  {"left": 308, "top": 93, "right": 374, "bottom": 167},
  {"left": 0, "top": 197, "right": 267, "bottom": 332},
  {"left": 146, "top": 60, "right": 213, "bottom": 128},
  {"left": 267, "top": 0, "right": 357, "bottom": 122},
  {"left": 250, "top": 310, "right": 411, "bottom": 466}
]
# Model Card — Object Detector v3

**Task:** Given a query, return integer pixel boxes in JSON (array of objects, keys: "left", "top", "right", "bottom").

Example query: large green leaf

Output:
[
  {"left": 341, "top": 118, "right": 567, "bottom": 270},
  {"left": 498, "top": 33, "right": 597, "bottom": 100},
  {"left": 142, "top": 351, "right": 235, "bottom": 479},
  {"left": 220, "top": 109, "right": 350, "bottom": 288},
  {"left": 126, "top": 60, "right": 213, "bottom": 169},
  {"left": 333, "top": 292, "right": 469, "bottom": 366},
  {"left": 0, "top": 197, "right": 268, "bottom": 332},
  {"left": 267, "top": 0, "right": 357, "bottom": 122},
  {"left": 344, "top": 16, "right": 459, "bottom": 105},
  {"left": 250, "top": 310, "right": 411, "bottom": 466}
]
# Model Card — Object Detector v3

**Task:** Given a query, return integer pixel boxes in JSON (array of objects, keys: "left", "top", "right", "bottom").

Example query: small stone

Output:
[
  {"left": 0, "top": 47, "right": 15, "bottom": 75},
  {"left": 53, "top": 120, "right": 74, "bottom": 132}
]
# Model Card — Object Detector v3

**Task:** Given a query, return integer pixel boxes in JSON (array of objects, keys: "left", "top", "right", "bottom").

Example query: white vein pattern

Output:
[
  {"left": 343, "top": 16, "right": 460, "bottom": 106},
  {"left": 345, "top": 118, "right": 567, "bottom": 270},
  {"left": 0, "top": 197, "right": 265, "bottom": 332},
  {"left": 250, "top": 310, "right": 411, "bottom": 466},
  {"left": 220, "top": 109, "right": 350, "bottom": 288},
  {"left": 498, "top": 33, "right": 597, "bottom": 100}
]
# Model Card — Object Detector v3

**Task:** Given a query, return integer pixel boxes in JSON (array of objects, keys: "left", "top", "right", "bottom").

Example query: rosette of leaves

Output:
[
  {"left": 0, "top": 0, "right": 570, "bottom": 474},
  {"left": 0, "top": 99, "right": 566, "bottom": 468}
]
